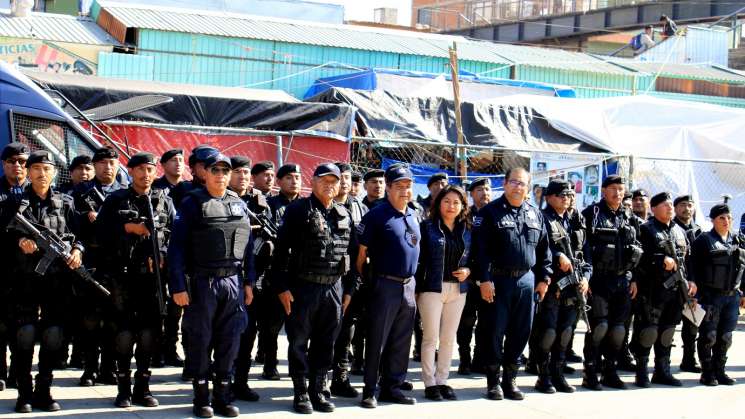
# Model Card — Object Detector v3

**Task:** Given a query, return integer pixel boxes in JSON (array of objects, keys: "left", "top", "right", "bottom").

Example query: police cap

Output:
[
  {"left": 1, "top": 142, "right": 29, "bottom": 160},
  {"left": 160, "top": 148, "right": 183, "bottom": 163},
  {"left": 467, "top": 177, "right": 490, "bottom": 192},
  {"left": 363, "top": 169, "right": 385, "bottom": 182},
  {"left": 188, "top": 145, "right": 219, "bottom": 166},
  {"left": 68, "top": 155, "right": 92, "bottom": 171},
  {"left": 277, "top": 163, "right": 301, "bottom": 179},
  {"left": 26, "top": 150, "right": 54, "bottom": 167},
  {"left": 632, "top": 189, "right": 649, "bottom": 199},
  {"left": 127, "top": 152, "right": 157, "bottom": 168},
  {"left": 251, "top": 160, "right": 275, "bottom": 176},
  {"left": 314, "top": 163, "right": 341, "bottom": 179},
  {"left": 230, "top": 156, "right": 252, "bottom": 169},
  {"left": 601, "top": 175, "right": 624, "bottom": 188},
  {"left": 427, "top": 172, "right": 448, "bottom": 187},
  {"left": 335, "top": 162, "right": 352, "bottom": 173},
  {"left": 649, "top": 191, "right": 671, "bottom": 207},
  {"left": 709, "top": 203, "right": 730, "bottom": 219},
  {"left": 385, "top": 164, "right": 413, "bottom": 184},
  {"left": 351, "top": 171, "right": 363, "bottom": 183},
  {"left": 545, "top": 179, "right": 572, "bottom": 196},
  {"left": 92, "top": 147, "right": 118, "bottom": 162},
  {"left": 204, "top": 153, "right": 231, "bottom": 169},
  {"left": 673, "top": 195, "right": 693, "bottom": 206}
]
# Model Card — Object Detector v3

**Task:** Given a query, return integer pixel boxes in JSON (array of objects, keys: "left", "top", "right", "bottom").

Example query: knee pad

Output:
[
  {"left": 608, "top": 325, "right": 625, "bottom": 349},
  {"left": 638, "top": 327, "right": 658, "bottom": 348},
  {"left": 139, "top": 329, "right": 157, "bottom": 354},
  {"left": 16, "top": 325, "right": 36, "bottom": 351},
  {"left": 659, "top": 327, "right": 675, "bottom": 348},
  {"left": 592, "top": 321, "right": 608, "bottom": 345},
  {"left": 539, "top": 329, "right": 557, "bottom": 353},
  {"left": 703, "top": 330, "right": 717, "bottom": 349},
  {"left": 114, "top": 331, "right": 134, "bottom": 355},
  {"left": 559, "top": 327, "right": 573, "bottom": 350},
  {"left": 720, "top": 332, "right": 733, "bottom": 351},
  {"left": 42, "top": 326, "right": 64, "bottom": 351}
]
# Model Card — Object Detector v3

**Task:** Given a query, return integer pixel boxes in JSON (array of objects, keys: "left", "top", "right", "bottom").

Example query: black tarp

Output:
[
  {"left": 26, "top": 71, "right": 355, "bottom": 140},
  {"left": 309, "top": 87, "right": 601, "bottom": 152}
]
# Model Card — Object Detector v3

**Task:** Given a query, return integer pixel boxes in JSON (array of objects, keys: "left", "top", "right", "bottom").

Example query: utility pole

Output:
[{"left": 449, "top": 42, "right": 467, "bottom": 182}]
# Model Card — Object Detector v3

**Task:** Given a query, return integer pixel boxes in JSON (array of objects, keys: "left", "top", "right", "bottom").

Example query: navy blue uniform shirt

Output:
[
  {"left": 474, "top": 195, "right": 552, "bottom": 283},
  {"left": 358, "top": 198, "right": 420, "bottom": 278}
]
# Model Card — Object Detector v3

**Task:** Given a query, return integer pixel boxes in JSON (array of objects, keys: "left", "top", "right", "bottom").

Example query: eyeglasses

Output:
[
  {"left": 558, "top": 192, "right": 574, "bottom": 198},
  {"left": 209, "top": 166, "right": 231, "bottom": 175},
  {"left": 5, "top": 157, "right": 27, "bottom": 166},
  {"left": 507, "top": 179, "right": 527, "bottom": 188}
]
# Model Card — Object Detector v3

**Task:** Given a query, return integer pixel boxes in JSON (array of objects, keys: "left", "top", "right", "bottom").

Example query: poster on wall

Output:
[
  {"left": 0, "top": 38, "right": 101, "bottom": 75},
  {"left": 530, "top": 152, "right": 603, "bottom": 210}
]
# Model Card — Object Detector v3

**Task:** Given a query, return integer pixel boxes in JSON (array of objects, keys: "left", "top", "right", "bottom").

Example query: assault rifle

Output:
[{"left": 661, "top": 239, "right": 697, "bottom": 325}]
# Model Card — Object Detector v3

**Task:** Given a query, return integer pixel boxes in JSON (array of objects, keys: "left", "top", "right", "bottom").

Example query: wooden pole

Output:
[{"left": 449, "top": 42, "right": 467, "bottom": 182}]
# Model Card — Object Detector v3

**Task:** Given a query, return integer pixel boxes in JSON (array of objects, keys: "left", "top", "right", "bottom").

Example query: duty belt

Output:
[
  {"left": 490, "top": 268, "right": 529, "bottom": 278},
  {"left": 193, "top": 266, "right": 241, "bottom": 278},
  {"left": 377, "top": 274, "right": 414, "bottom": 285},
  {"left": 297, "top": 273, "right": 340, "bottom": 285}
]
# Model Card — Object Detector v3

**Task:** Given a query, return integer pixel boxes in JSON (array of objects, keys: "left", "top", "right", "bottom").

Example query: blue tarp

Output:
[
  {"left": 304, "top": 68, "right": 576, "bottom": 99},
  {"left": 382, "top": 158, "right": 505, "bottom": 199}
]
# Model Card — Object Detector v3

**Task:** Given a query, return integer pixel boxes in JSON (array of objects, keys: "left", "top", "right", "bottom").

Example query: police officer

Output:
[
  {"left": 361, "top": 169, "right": 385, "bottom": 210},
  {"left": 692, "top": 203, "right": 745, "bottom": 386},
  {"left": 229, "top": 155, "right": 272, "bottom": 402},
  {"left": 271, "top": 163, "right": 358, "bottom": 413},
  {"left": 581, "top": 175, "right": 642, "bottom": 390},
  {"left": 630, "top": 192, "right": 695, "bottom": 387},
  {"left": 330, "top": 162, "right": 367, "bottom": 398},
  {"left": 8, "top": 150, "right": 82, "bottom": 413},
  {"left": 531, "top": 180, "right": 591, "bottom": 394},
  {"left": 170, "top": 145, "right": 218, "bottom": 210},
  {"left": 96, "top": 152, "right": 175, "bottom": 407},
  {"left": 168, "top": 153, "right": 253, "bottom": 418},
  {"left": 0, "top": 142, "right": 30, "bottom": 391},
  {"left": 350, "top": 171, "right": 364, "bottom": 199},
  {"left": 152, "top": 148, "right": 184, "bottom": 193},
  {"left": 73, "top": 146, "right": 127, "bottom": 387},
  {"left": 631, "top": 189, "right": 651, "bottom": 220},
  {"left": 357, "top": 164, "right": 420, "bottom": 408},
  {"left": 59, "top": 155, "right": 93, "bottom": 195},
  {"left": 259, "top": 162, "right": 302, "bottom": 380},
  {"left": 251, "top": 161, "right": 276, "bottom": 196},
  {"left": 672, "top": 195, "right": 703, "bottom": 373},
  {"left": 456, "top": 177, "right": 491, "bottom": 375},
  {"left": 474, "top": 167, "right": 552, "bottom": 401},
  {"left": 418, "top": 172, "right": 449, "bottom": 217}
]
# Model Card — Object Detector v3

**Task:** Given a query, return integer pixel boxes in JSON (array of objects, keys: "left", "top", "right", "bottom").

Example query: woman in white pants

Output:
[{"left": 415, "top": 185, "right": 472, "bottom": 401}]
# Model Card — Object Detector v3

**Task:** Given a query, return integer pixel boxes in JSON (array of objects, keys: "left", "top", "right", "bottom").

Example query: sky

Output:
[{"left": 313, "top": 0, "right": 413, "bottom": 26}]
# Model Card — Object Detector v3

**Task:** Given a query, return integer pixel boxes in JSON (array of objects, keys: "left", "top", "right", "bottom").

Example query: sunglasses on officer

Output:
[
  {"left": 4, "top": 157, "right": 27, "bottom": 166},
  {"left": 209, "top": 166, "right": 231, "bottom": 176}
]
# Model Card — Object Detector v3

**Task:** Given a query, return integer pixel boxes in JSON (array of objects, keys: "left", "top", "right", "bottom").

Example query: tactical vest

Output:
[
  {"left": 118, "top": 189, "right": 171, "bottom": 269},
  {"left": 587, "top": 203, "right": 642, "bottom": 275},
  {"left": 698, "top": 232, "right": 745, "bottom": 291},
  {"left": 294, "top": 200, "right": 352, "bottom": 283},
  {"left": 190, "top": 190, "right": 251, "bottom": 269}
]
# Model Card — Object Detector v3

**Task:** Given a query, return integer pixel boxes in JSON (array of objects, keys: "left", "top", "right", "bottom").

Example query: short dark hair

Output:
[
  {"left": 429, "top": 185, "right": 471, "bottom": 228},
  {"left": 505, "top": 166, "right": 531, "bottom": 183},
  {"left": 645, "top": 25, "right": 653, "bottom": 30},
  {"left": 660, "top": 14, "right": 668, "bottom": 21}
]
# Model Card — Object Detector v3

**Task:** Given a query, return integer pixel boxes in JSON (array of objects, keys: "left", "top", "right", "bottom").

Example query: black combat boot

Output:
[
  {"left": 501, "top": 364, "right": 524, "bottom": 400},
  {"left": 79, "top": 368, "right": 97, "bottom": 387},
  {"left": 550, "top": 358, "right": 575, "bottom": 393},
  {"left": 651, "top": 357, "right": 681, "bottom": 387},
  {"left": 309, "top": 374, "right": 335, "bottom": 412},
  {"left": 634, "top": 357, "right": 650, "bottom": 388},
  {"left": 330, "top": 368, "right": 359, "bottom": 398},
  {"left": 292, "top": 376, "right": 313, "bottom": 414},
  {"left": 231, "top": 372, "right": 260, "bottom": 402},
  {"left": 485, "top": 366, "right": 503, "bottom": 400},
  {"left": 163, "top": 344, "right": 185, "bottom": 367},
  {"left": 114, "top": 371, "right": 132, "bottom": 408},
  {"left": 457, "top": 349, "right": 472, "bottom": 375},
  {"left": 679, "top": 347, "right": 701, "bottom": 373},
  {"left": 581, "top": 361, "right": 602, "bottom": 391},
  {"left": 600, "top": 360, "right": 627, "bottom": 389},
  {"left": 15, "top": 374, "right": 33, "bottom": 413},
  {"left": 262, "top": 354, "right": 280, "bottom": 381},
  {"left": 617, "top": 349, "right": 636, "bottom": 372},
  {"left": 31, "top": 374, "right": 61, "bottom": 412},
  {"left": 714, "top": 357, "right": 735, "bottom": 385},
  {"left": 534, "top": 359, "right": 555, "bottom": 394},
  {"left": 133, "top": 370, "right": 159, "bottom": 407},
  {"left": 212, "top": 378, "right": 239, "bottom": 417},
  {"left": 524, "top": 349, "right": 538, "bottom": 375},
  {"left": 699, "top": 360, "right": 718, "bottom": 386},
  {"left": 193, "top": 379, "right": 214, "bottom": 418},
  {"left": 99, "top": 353, "right": 118, "bottom": 385}
]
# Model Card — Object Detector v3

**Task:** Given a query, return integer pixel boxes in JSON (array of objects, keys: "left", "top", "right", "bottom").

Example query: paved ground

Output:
[{"left": 2, "top": 319, "right": 745, "bottom": 419}]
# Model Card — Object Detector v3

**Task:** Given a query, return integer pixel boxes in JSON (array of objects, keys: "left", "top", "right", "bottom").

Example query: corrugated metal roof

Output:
[
  {"left": 606, "top": 59, "right": 745, "bottom": 84},
  {"left": 0, "top": 9, "right": 121, "bottom": 46}
]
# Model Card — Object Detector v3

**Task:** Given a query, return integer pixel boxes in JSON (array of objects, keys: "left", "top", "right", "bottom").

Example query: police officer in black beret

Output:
[
  {"left": 630, "top": 192, "right": 695, "bottom": 388},
  {"left": 631, "top": 189, "right": 651, "bottom": 220},
  {"left": 351, "top": 171, "right": 364, "bottom": 199},
  {"left": 152, "top": 148, "right": 184, "bottom": 194},
  {"left": 692, "top": 203, "right": 745, "bottom": 386},
  {"left": 418, "top": 172, "right": 449, "bottom": 217},
  {"left": 168, "top": 153, "right": 253, "bottom": 418},
  {"left": 95, "top": 152, "right": 175, "bottom": 408},
  {"left": 580, "top": 175, "right": 642, "bottom": 390},
  {"left": 271, "top": 163, "right": 359, "bottom": 414},
  {"left": 170, "top": 145, "right": 218, "bottom": 210},
  {"left": 72, "top": 146, "right": 127, "bottom": 387},
  {"left": 59, "top": 155, "right": 93, "bottom": 195},
  {"left": 7, "top": 151, "right": 83, "bottom": 413},
  {"left": 251, "top": 161, "right": 276, "bottom": 197},
  {"left": 361, "top": 169, "right": 385, "bottom": 210}
]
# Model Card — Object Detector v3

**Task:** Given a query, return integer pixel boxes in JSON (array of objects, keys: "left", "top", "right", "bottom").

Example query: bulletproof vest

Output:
[
  {"left": 27, "top": 194, "right": 68, "bottom": 237},
  {"left": 548, "top": 218, "right": 574, "bottom": 258},
  {"left": 699, "top": 232, "right": 745, "bottom": 291},
  {"left": 119, "top": 189, "right": 171, "bottom": 267},
  {"left": 346, "top": 197, "right": 367, "bottom": 225},
  {"left": 294, "top": 199, "right": 352, "bottom": 281},
  {"left": 587, "top": 203, "right": 641, "bottom": 274},
  {"left": 190, "top": 190, "right": 251, "bottom": 268}
]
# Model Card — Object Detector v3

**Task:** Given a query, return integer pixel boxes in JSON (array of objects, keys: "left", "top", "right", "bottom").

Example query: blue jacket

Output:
[{"left": 415, "top": 219, "right": 471, "bottom": 294}]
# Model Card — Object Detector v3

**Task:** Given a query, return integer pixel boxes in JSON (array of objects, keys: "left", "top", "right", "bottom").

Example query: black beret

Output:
[
  {"left": 602, "top": 175, "right": 624, "bottom": 188},
  {"left": 188, "top": 145, "right": 219, "bottom": 166},
  {"left": 623, "top": 192, "right": 633, "bottom": 200},
  {"left": 92, "top": 147, "right": 118, "bottom": 162},
  {"left": 709, "top": 203, "right": 730, "bottom": 219},
  {"left": 351, "top": 171, "right": 363, "bottom": 183},
  {"left": 127, "top": 152, "right": 157, "bottom": 168},
  {"left": 68, "top": 155, "right": 92, "bottom": 171},
  {"left": 160, "top": 148, "right": 183, "bottom": 163},
  {"left": 632, "top": 189, "right": 649, "bottom": 199},
  {"left": 204, "top": 153, "right": 231, "bottom": 169},
  {"left": 467, "top": 177, "right": 490, "bottom": 192},
  {"left": 545, "top": 179, "right": 572, "bottom": 196},
  {"left": 335, "top": 162, "right": 352, "bottom": 173},
  {"left": 427, "top": 172, "right": 448, "bottom": 187},
  {"left": 1, "top": 142, "right": 29, "bottom": 160},
  {"left": 230, "top": 156, "right": 252, "bottom": 169},
  {"left": 650, "top": 191, "right": 671, "bottom": 207},
  {"left": 251, "top": 160, "right": 275, "bottom": 175},
  {"left": 314, "top": 163, "right": 341, "bottom": 179},
  {"left": 26, "top": 150, "right": 54, "bottom": 167},
  {"left": 385, "top": 164, "right": 413, "bottom": 184},
  {"left": 363, "top": 169, "right": 385, "bottom": 182},
  {"left": 277, "top": 163, "right": 301, "bottom": 179},
  {"left": 673, "top": 195, "right": 693, "bottom": 206}
]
